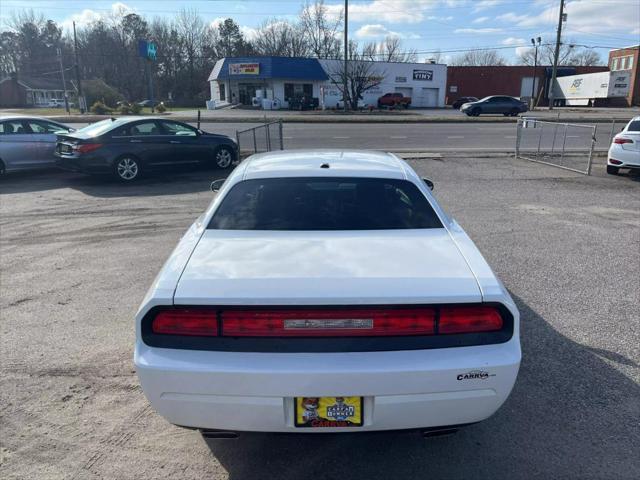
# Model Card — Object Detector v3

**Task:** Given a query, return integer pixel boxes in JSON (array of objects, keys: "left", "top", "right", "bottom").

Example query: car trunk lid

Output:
[{"left": 173, "top": 229, "right": 482, "bottom": 305}]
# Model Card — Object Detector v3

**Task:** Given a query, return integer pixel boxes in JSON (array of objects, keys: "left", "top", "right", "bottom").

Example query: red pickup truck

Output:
[{"left": 377, "top": 93, "right": 411, "bottom": 108}]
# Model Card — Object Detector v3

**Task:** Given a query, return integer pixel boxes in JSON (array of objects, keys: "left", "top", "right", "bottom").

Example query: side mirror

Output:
[
  {"left": 210, "top": 178, "right": 225, "bottom": 192},
  {"left": 422, "top": 178, "right": 434, "bottom": 191}
]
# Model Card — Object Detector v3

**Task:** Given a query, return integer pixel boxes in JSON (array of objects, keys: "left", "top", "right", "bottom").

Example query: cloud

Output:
[
  {"left": 496, "top": 12, "right": 528, "bottom": 23},
  {"left": 473, "top": 16, "right": 490, "bottom": 24},
  {"left": 209, "top": 17, "right": 227, "bottom": 29},
  {"left": 500, "top": 0, "right": 639, "bottom": 34},
  {"left": 502, "top": 37, "right": 526, "bottom": 46},
  {"left": 60, "top": 2, "right": 134, "bottom": 32},
  {"left": 240, "top": 25, "right": 258, "bottom": 41},
  {"left": 454, "top": 27, "right": 503, "bottom": 34},
  {"left": 473, "top": 0, "right": 503, "bottom": 13},
  {"left": 354, "top": 24, "right": 418, "bottom": 39},
  {"left": 515, "top": 46, "right": 532, "bottom": 58},
  {"left": 324, "top": 0, "right": 439, "bottom": 24}
]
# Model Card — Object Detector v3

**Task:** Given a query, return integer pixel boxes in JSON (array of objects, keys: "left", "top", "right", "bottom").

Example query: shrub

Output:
[
  {"left": 156, "top": 102, "right": 166, "bottom": 113},
  {"left": 83, "top": 79, "right": 124, "bottom": 108},
  {"left": 90, "top": 101, "right": 112, "bottom": 115},
  {"left": 118, "top": 103, "right": 132, "bottom": 115},
  {"left": 130, "top": 102, "right": 142, "bottom": 115}
]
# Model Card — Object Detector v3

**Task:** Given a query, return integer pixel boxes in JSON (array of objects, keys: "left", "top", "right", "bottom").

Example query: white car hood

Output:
[{"left": 173, "top": 229, "right": 482, "bottom": 305}]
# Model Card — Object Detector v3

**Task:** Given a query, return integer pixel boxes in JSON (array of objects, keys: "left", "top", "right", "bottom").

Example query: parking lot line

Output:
[
  {"left": 390, "top": 136, "right": 407, "bottom": 139},
  {"left": 447, "top": 136, "right": 464, "bottom": 139},
  {"left": 332, "top": 136, "right": 350, "bottom": 139}
]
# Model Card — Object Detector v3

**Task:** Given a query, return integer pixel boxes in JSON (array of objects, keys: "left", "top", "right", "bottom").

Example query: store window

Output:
[
  {"left": 285, "top": 83, "right": 313, "bottom": 101},
  {"left": 220, "top": 83, "right": 226, "bottom": 101}
]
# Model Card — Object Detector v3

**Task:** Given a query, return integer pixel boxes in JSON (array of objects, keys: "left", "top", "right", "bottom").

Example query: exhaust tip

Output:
[
  {"left": 200, "top": 429, "right": 238, "bottom": 439},
  {"left": 421, "top": 428, "right": 458, "bottom": 438}
]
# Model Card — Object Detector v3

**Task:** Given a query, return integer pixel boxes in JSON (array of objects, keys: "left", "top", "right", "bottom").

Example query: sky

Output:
[{"left": 1, "top": 0, "right": 639, "bottom": 64}]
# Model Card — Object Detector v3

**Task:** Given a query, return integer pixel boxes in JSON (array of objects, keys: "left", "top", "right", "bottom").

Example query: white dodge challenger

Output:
[{"left": 135, "top": 150, "right": 521, "bottom": 435}]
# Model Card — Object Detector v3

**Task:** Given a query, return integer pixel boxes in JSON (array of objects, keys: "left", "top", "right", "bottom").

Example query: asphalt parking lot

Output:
[{"left": 1, "top": 156, "right": 638, "bottom": 479}]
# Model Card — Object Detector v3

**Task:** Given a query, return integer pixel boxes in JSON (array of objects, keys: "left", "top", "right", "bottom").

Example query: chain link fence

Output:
[
  {"left": 515, "top": 117, "right": 597, "bottom": 175},
  {"left": 236, "top": 120, "right": 284, "bottom": 159}
]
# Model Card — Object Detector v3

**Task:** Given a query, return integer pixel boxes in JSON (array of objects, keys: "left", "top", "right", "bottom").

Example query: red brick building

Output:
[
  {"left": 446, "top": 65, "right": 608, "bottom": 106},
  {"left": 608, "top": 46, "right": 639, "bottom": 106},
  {"left": 0, "top": 74, "right": 74, "bottom": 108}
]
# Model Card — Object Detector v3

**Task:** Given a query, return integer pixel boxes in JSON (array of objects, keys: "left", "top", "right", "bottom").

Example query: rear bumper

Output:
[
  {"left": 135, "top": 338, "right": 521, "bottom": 432},
  {"left": 608, "top": 146, "right": 640, "bottom": 168},
  {"left": 55, "top": 154, "right": 112, "bottom": 174}
]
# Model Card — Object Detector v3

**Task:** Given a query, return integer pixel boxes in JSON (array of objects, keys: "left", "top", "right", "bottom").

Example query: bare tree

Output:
[
  {"left": 328, "top": 41, "right": 385, "bottom": 110},
  {"left": 517, "top": 39, "right": 601, "bottom": 66},
  {"left": 254, "top": 18, "right": 309, "bottom": 57},
  {"left": 363, "top": 36, "right": 417, "bottom": 63},
  {"left": 450, "top": 49, "right": 507, "bottom": 66},
  {"left": 299, "top": 0, "right": 343, "bottom": 59},
  {"left": 426, "top": 49, "right": 443, "bottom": 64}
]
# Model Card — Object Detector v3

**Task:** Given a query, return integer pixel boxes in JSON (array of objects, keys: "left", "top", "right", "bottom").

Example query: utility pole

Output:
[
  {"left": 530, "top": 37, "right": 541, "bottom": 110},
  {"left": 343, "top": 0, "right": 348, "bottom": 112},
  {"left": 57, "top": 48, "right": 70, "bottom": 114},
  {"left": 548, "top": 0, "right": 565, "bottom": 110},
  {"left": 73, "top": 21, "right": 84, "bottom": 113}
]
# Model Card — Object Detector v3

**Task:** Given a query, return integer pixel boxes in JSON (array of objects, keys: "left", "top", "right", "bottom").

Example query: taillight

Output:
[
  {"left": 148, "top": 305, "right": 505, "bottom": 338},
  {"left": 152, "top": 309, "right": 218, "bottom": 336},
  {"left": 609, "top": 158, "right": 623, "bottom": 165},
  {"left": 222, "top": 308, "right": 436, "bottom": 337},
  {"left": 74, "top": 143, "right": 103, "bottom": 154},
  {"left": 439, "top": 306, "right": 503, "bottom": 334},
  {"left": 614, "top": 137, "right": 633, "bottom": 144}
]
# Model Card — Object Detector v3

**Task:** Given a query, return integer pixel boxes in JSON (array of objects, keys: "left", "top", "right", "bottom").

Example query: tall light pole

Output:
[
  {"left": 548, "top": 0, "right": 566, "bottom": 110},
  {"left": 530, "top": 37, "right": 541, "bottom": 109},
  {"left": 343, "top": 0, "right": 348, "bottom": 112}
]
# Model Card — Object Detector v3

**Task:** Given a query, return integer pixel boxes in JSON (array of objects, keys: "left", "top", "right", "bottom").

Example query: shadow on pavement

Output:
[
  {"left": 0, "top": 165, "right": 234, "bottom": 197},
  {"left": 204, "top": 295, "right": 639, "bottom": 480}
]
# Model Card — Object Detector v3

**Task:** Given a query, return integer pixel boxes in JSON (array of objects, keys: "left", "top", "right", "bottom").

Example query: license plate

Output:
[{"left": 295, "top": 396, "right": 363, "bottom": 428}]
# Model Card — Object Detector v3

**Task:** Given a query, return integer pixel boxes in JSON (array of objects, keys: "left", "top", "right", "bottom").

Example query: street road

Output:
[{"left": 69, "top": 121, "right": 616, "bottom": 152}]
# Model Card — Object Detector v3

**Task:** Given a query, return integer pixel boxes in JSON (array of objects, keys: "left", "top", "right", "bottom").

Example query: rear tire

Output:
[
  {"left": 607, "top": 165, "right": 620, "bottom": 175},
  {"left": 113, "top": 155, "right": 141, "bottom": 182},
  {"left": 214, "top": 145, "right": 235, "bottom": 169},
  {"left": 510, "top": 109, "right": 519, "bottom": 117}
]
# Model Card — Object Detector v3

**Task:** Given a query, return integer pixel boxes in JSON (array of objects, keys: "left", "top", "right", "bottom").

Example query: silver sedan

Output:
[{"left": 0, "top": 116, "right": 74, "bottom": 174}]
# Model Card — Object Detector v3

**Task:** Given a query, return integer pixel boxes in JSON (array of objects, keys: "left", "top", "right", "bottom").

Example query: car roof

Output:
[
  {"left": 0, "top": 115, "right": 64, "bottom": 122},
  {"left": 240, "top": 150, "right": 411, "bottom": 181}
]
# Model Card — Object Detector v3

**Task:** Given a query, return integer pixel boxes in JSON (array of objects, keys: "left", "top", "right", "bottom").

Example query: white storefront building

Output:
[{"left": 207, "top": 56, "right": 447, "bottom": 109}]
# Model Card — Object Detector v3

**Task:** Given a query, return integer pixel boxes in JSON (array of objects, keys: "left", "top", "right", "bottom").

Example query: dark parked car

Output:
[
  {"left": 55, "top": 118, "right": 237, "bottom": 181},
  {"left": 461, "top": 96, "right": 528, "bottom": 117},
  {"left": 451, "top": 96, "right": 478, "bottom": 109}
]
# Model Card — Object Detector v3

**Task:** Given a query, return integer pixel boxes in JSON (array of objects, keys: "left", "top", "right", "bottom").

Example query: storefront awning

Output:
[{"left": 208, "top": 57, "right": 329, "bottom": 81}]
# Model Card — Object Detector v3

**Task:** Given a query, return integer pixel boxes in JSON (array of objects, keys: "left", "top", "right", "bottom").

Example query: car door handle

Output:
[
  {"left": 169, "top": 140, "right": 181, "bottom": 144},
  {"left": 130, "top": 139, "right": 142, "bottom": 143}
]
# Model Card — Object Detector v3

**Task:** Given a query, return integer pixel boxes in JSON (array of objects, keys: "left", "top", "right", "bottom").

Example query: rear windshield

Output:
[
  {"left": 627, "top": 120, "right": 640, "bottom": 132},
  {"left": 208, "top": 177, "right": 443, "bottom": 230},
  {"left": 73, "top": 119, "right": 118, "bottom": 137}
]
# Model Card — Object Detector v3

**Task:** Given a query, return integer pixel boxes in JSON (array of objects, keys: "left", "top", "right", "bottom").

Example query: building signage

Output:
[
  {"left": 395, "top": 76, "right": 407, "bottom": 83},
  {"left": 413, "top": 69, "right": 433, "bottom": 81},
  {"left": 229, "top": 63, "right": 260, "bottom": 75}
]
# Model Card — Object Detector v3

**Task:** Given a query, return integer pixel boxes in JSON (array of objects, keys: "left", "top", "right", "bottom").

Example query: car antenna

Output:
[
  {"left": 110, "top": 117, "right": 116, "bottom": 121},
  {"left": 320, "top": 163, "right": 330, "bottom": 169}
]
